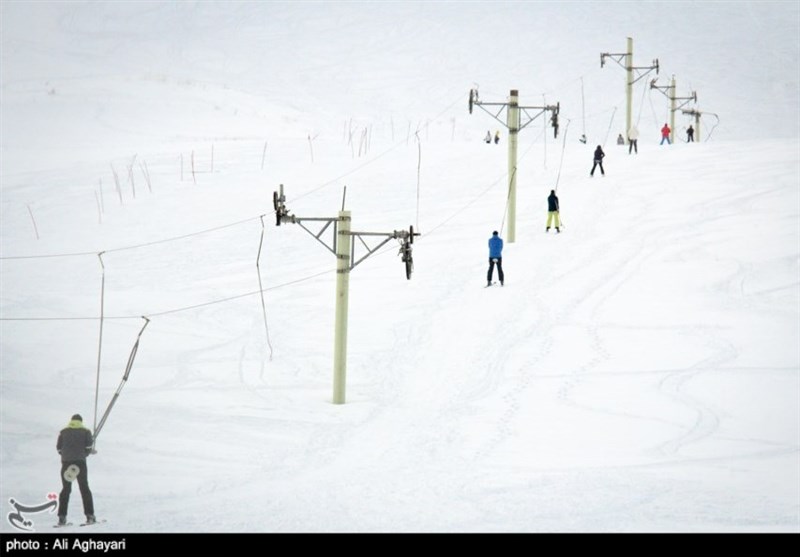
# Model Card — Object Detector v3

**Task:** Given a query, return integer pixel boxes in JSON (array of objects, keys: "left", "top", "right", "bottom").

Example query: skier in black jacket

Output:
[
  {"left": 590, "top": 145, "right": 605, "bottom": 176},
  {"left": 56, "top": 414, "right": 95, "bottom": 525},
  {"left": 546, "top": 190, "right": 561, "bottom": 233}
]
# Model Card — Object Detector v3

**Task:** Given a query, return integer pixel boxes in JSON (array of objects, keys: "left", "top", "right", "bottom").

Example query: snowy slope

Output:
[{"left": 1, "top": 1, "right": 798, "bottom": 533}]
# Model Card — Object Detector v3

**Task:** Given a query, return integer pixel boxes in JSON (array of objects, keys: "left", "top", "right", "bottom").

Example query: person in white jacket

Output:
[{"left": 627, "top": 125, "right": 640, "bottom": 154}]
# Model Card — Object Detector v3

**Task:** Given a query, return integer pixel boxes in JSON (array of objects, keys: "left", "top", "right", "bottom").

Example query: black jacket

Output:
[
  {"left": 593, "top": 147, "right": 605, "bottom": 161},
  {"left": 547, "top": 194, "right": 559, "bottom": 212},
  {"left": 57, "top": 424, "right": 93, "bottom": 462}
]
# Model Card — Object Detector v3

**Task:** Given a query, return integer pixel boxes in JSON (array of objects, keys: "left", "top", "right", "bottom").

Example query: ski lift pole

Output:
[
  {"left": 601, "top": 37, "right": 659, "bottom": 139},
  {"left": 651, "top": 75, "right": 696, "bottom": 143},
  {"left": 333, "top": 211, "right": 351, "bottom": 404},
  {"left": 694, "top": 110, "right": 701, "bottom": 143},
  {"left": 469, "top": 88, "right": 558, "bottom": 244},
  {"left": 507, "top": 90, "right": 519, "bottom": 243},
  {"left": 670, "top": 75, "right": 676, "bottom": 142},
  {"left": 274, "top": 186, "right": 419, "bottom": 405},
  {"left": 682, "top": 108, "right": 702, "bottom": 143},
  {"left": 625, "top": 37, "right": 633, "bottom": 142}
]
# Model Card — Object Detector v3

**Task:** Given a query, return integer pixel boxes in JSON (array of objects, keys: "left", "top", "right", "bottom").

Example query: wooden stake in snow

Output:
[
  {"left": 127, "top": 154, "right": 137, "bottom": 199},
  {"left": 26, "top": 204, "right": 40, "bottom": 240},
  {"left": 111, "top": 164, "right": 123, "bottom": 205},
  {"left": 349, "top": 125, "right": 355, "bottom": 158},
  {"left": 140, "top": 161, "right": 152, "bottom": 193},
  {"left": 95, "top": 191, "right": 102, "bottom": 224},
  {"left": 98, "top": 178, "right": 105, "bottom": 213},
  {"left": 358, "top": 128, "right": 367, "bottom": 157}
]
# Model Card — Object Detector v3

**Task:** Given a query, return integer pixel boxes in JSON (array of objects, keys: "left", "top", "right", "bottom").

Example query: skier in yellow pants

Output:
[{"left": 546, "top": 190, "right": 560, "bottom": 233}]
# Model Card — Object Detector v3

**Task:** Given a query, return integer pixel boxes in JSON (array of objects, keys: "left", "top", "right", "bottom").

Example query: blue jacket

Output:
[{"left": 489, "top": 235, "right": 503, "bottom": 259}]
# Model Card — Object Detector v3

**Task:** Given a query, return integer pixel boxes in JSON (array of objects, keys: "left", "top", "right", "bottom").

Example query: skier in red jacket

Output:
[{"left": 660, "top": 123, "right": 671, "bottom": 145}]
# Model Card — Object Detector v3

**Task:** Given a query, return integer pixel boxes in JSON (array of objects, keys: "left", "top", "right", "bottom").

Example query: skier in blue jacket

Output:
[{"left": 487, "top": 231, "right": 504, "bottom": 286}]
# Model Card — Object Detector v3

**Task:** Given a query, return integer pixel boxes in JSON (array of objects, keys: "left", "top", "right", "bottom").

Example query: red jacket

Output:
[{"left": 661, "top": 125, "right": 671, "bottom": 138}]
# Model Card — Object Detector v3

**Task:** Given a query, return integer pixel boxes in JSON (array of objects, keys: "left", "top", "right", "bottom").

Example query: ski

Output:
[
  {"left": 80, "top": 519, "right": 106, "bottom": 527},
  {"left": 53, "top": 523, "right": 73, "bottom": 528}
]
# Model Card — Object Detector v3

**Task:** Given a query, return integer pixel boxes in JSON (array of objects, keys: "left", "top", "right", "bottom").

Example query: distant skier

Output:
[
  {"left": 616, "top": 133, "right": 625, "bottom": 145},
  {"left": 590, "top": 145, "right": 605, "bottom": 177},
  {"left": 546, "top": 190, "right": 561, "bottom": 233},
  {"left": 579, "top": 133, "right": 587, "bottom": 144},
  {"left": 494, "top": 130, "right": 500, "bottom": 144},
  {"left": 660, "top": 123, "right": 671, "bottom": 145},
  {"left": 57, "top": 414, "right": 96, "bottom": 526},
  {"left": 487, "top": 231, "right": 504, "bottom": 286},
  {"left": 627, "top": 125, "right": 639, "bottom": 154},
  {"left": 485, "top": 130, "right": 492, "bottom": 144},
  {"left": 687, "top": 125, "right": 695, "bottom": 142}
]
